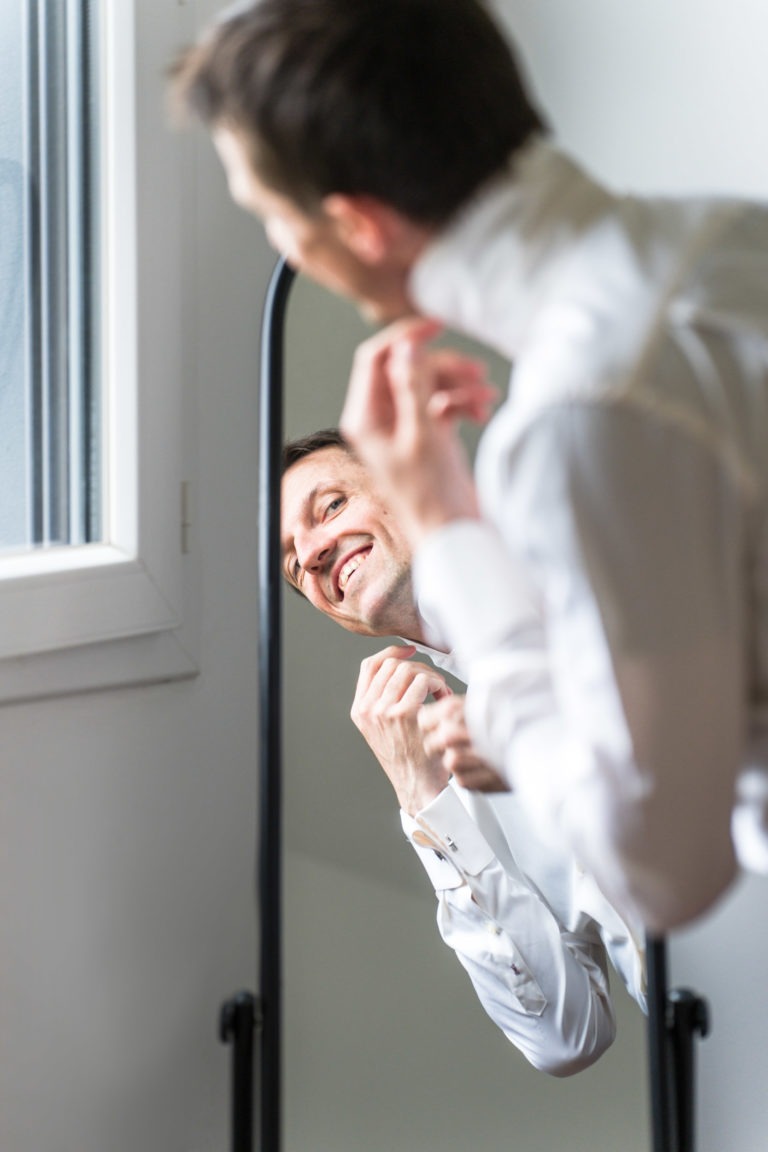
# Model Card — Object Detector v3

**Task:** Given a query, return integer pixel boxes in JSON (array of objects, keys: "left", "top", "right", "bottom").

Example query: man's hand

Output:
[
  {"left": 350, "top": 644, "right": 453, "bottom": 815},
  {"left": 419, "top": 694, "right": 509, "bottom": 793},
  {"left": 340, "top": 318, "right": 498, "bottom": 546}
]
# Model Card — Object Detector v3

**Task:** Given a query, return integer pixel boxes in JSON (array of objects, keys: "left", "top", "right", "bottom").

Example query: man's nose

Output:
[{"left": 295, "top": 530, "right": 335, "bottom": 574}]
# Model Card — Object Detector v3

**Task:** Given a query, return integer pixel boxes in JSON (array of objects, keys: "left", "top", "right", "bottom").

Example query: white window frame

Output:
[{"left": 0, "top": 1, "right": 199, "bottom": 704}]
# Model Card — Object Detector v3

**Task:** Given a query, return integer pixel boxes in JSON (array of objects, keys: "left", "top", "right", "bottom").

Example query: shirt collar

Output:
[
  {"left": 408, "top": 136, "right": 613, "bottom": 360},
  {"left": 410, "top": 640, "right": 464, "bottom": 682}
]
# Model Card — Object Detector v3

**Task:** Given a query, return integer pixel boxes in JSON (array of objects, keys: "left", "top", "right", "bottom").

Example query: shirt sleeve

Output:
[
  {"left": 414, "top": 401, "right": 745, "bottom": 932},
  {"left": 401, "top": 783, "right": 618, "bottom": 1076}
]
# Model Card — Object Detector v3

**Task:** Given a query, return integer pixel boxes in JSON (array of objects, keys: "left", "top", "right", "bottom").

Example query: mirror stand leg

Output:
[
  {"left": 646, "top": 935, "right": 710, "bottom": 1152},
  {"left": 668, "top": 988, "right": 710, "bottom": 1152},
  {"left": 220, "top": 990, "right": 262, "bottom": 1152},
  {"left": 647, "top": 936, "right": 673, "bottom": 1152}
]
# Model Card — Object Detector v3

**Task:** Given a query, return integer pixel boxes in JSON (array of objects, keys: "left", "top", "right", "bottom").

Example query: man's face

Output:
[
  {"left": 213, "top": 125, "right": 418, "bottom": 324},
  {"left": 281, "top": 447, "right": 423, "bottom": 640}
]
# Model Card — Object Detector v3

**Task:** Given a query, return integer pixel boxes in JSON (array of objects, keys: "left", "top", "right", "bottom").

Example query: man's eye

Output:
[
  {"left": 326, "top": 496, "right": 345, "bottom": 515},
  {"left": 292, "top": 559, "right": 302, "bottom": 583}
]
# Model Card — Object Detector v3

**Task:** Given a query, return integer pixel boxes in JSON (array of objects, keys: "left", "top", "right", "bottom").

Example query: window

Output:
[
  {"left": 2, "top": 1, "right": 101, "bottom": 551},
  {"left": 0, "top": 1, "right": 199, "bottom": 702}
]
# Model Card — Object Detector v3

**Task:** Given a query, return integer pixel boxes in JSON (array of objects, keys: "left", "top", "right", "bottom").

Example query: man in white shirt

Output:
[
  {"left": 281, "top": 427, "right": 646, "bottom": 1077},
  {"left": 173, "top": 0, "right": 768, "bottom": 932}
]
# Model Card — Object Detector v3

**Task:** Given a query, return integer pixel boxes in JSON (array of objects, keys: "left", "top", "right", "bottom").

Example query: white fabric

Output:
[
  {"left": 400, "top": 642, "right": 645, "bottom": 1077},
  {"left": 409, "top": 137, "right": 768, "bottom": 932}
]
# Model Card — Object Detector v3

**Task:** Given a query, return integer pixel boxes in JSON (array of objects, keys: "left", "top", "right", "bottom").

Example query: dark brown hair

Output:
[
  {"left": 170, "top": 0, "right": 547, "bottom": 225},
  {"left": 281, "top": 427, "right": 352, "bottom": 474}
]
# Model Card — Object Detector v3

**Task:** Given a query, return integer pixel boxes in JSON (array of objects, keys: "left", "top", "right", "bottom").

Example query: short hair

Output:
[
  {"left": 281, "top": 427, "right": 352, "bottom": 475},
  {"left": 170, "top": 0, "right": 547, "bottom": 226}
]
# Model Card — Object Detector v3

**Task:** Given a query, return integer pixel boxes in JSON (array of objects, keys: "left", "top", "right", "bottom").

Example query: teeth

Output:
[{"left": 338, "top": 551, "right": 369, "bottom": 592}]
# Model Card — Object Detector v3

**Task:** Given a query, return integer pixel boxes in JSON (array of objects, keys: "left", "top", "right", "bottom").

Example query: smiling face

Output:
[{"left": 281, "top": 446, "right": 425, "bottom": 641}]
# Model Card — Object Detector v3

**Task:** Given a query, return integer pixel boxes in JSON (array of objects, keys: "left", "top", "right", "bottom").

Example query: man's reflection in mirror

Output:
[{"left": 281, "top": 428, "right": 647, "bottom": 1076}]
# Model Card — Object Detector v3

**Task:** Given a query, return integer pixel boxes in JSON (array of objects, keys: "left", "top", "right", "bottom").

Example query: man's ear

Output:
[{"left": 322, "top": 194, "right": 408, "bottom": 264}]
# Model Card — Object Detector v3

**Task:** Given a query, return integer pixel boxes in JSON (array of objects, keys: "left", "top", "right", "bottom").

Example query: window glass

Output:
[
  {"left": 0, "top": 3, "right": 27, "bottom": 547},
  {"left": 0, "top": 0, "right": 101, "bottom": 553}
]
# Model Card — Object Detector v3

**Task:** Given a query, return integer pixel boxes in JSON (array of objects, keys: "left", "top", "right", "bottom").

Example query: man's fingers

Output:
[
  {"left": 450, "top": 759, "right": 510, "bottom": 793},
  {"left": 389, "top": 670, "right": 450, "bottom": 715},
  {"left": 422, "top": 726, "right": 471, "bottom": 759},
  {"left": 357, "top": 644, "right": 416, "bottom": 690},
  {"left": 371, "top": 659, "right": 447, "bottom": 705},
  {"left": 388, "top": 342, "right": 492, "bottom": 423},
  {"left": 418, "top": 693, "right": 466, "bottom": 735},
  {"left": 341, "top": 316, "right": 443, "bottom": 444},
  {"left": 343, "top": 316, "right": 491, "bottom": 449},
  {"left": 356, "top": 646, "right": 448, "bottom": 713},
  {"left": 357, "top": 315, "right": 443, "bottom": 361},
  {"left": 427, "top": 381, "right": 499, "bottom": 423}
]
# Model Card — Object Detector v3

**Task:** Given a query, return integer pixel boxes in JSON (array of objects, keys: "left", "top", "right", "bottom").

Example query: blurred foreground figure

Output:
[{"left": 172, "top": 0, "right": 768, "bottom": 933}]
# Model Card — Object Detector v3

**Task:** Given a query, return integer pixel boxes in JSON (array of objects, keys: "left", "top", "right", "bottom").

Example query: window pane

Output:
[
  {"left": 0, "top": 4, "right": 27, "bottom": 547},
  {"left": 0, "top": 0, "right": 101, "bottom": 553}
]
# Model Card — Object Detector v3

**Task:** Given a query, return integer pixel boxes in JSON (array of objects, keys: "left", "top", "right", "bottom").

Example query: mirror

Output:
[
  {"left": 274, "top": 0, "right": 768, "bottom": 1143},
  {"left": 281, "top": 276, "right": 650, "bottom": 1152}
]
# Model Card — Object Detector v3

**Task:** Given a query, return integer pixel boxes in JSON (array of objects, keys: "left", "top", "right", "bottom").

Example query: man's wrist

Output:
[{"left": 398, "top": 776, "right": 449, "bottom": 817}]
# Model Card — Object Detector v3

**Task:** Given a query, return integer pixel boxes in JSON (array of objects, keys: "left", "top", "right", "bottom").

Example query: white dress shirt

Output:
[
  {"left": 401, "top": 642, "right": 646, "bottom": 1077},
  {"left": 409, "top": 136, "right": 768, "bottom": 932}
]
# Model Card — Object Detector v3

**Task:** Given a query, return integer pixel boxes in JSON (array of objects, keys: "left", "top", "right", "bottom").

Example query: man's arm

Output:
[
  {"left": 351, "top": 646, "right": 626, "bottom": 1076},
  {"left": 414, "top": 405, "right": 743, "bottom": 933},
  {"left": 342, "top": 321, "right": 741, "bottom": 932}
]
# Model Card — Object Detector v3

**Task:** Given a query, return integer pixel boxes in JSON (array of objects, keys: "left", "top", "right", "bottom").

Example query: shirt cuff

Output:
[
  {"left": 413, "top": 519, "right": 538, "bottom": 660},
  {"left": 401, "top": 784, "right": 495, "bottom": 890}
]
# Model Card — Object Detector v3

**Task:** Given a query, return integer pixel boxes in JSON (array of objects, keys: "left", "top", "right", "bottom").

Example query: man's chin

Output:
[
  {"left": 336, "top": 600, "right": 388, "bottom": 640},
  {"left": 338, "top": 616, "right": 379, "bottom": 639}
]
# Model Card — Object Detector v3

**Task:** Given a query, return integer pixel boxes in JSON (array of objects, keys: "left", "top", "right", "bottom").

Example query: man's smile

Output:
[{"left": 335, "top": 546, "right": 372, "bottom": 598}]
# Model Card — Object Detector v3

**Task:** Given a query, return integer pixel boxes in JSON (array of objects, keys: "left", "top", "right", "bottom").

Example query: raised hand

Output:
[
  {"left": 350, "top": 644, "right": 454, "bottom": 814},
  {"left": 340, "top": 317, "right": 498, "bottom": 546},
  {"left": 419, "top": 693, "right": 509, "bottom": 793}
]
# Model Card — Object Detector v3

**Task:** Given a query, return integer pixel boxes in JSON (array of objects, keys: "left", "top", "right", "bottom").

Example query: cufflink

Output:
[
  {"left": 413, "top": 828, "right": 456, "bottom": 860},
  {"left": 412, "top": 829, "right": 446, "bottom": 858}
]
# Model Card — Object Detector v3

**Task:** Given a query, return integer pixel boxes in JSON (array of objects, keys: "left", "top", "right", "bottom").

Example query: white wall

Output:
[
  {"left": 0, "top": 2, "right": 275, "bottom": 1149},
  {"left": 495, "top": 0, "right": 768, "bottom": 197}
]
